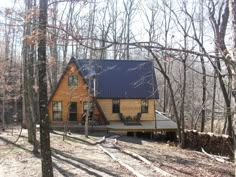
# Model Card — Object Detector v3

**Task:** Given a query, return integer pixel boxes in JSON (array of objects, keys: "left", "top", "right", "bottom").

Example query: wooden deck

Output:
[
  {"left": 50, "top": 124, "right": 107, "bottom": 132},
  {"left": 107, "top": 112, "right": 177, "bottom": 132},
  {"left": 50, "top": 112, "right": 177, "bottom": 133},
  {"left": 51, "top": 116, "right": 177, "bottom": 133},
  {"left": 107, "top": 121, "right": 176, "bottom": 132}
]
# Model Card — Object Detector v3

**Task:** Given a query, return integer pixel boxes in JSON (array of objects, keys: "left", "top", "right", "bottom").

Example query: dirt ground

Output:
[{"left": 0, "top": 126, "right": 234, "bottom": 177}]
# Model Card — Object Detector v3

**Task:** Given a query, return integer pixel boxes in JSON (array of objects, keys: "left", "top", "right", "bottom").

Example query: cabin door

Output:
[{"left": 69, "top": 102, "right": 77, "bottom": 121}]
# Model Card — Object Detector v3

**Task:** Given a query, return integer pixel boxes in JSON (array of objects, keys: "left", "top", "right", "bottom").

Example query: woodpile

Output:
[{"left": 184, "top": 130, "right": 234, "bottom": 158}]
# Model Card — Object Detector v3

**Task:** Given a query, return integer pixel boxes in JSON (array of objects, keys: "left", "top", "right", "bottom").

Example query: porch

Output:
[{"left": 50, "top": 111, "right": 177, "bottom": 133}]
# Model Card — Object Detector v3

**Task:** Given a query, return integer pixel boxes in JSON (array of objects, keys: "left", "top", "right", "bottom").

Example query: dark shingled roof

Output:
[{"left": 75, "top": 59, "right": 159, "bottom": 99}]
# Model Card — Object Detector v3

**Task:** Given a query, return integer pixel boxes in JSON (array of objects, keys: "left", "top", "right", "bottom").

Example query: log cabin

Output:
[{"left": 48, "top": 58, "right": 177, "bottom": 134}]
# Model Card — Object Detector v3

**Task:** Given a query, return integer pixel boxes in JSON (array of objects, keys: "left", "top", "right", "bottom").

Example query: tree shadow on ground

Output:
[
  {"left": 160, "top": 163, "right": 193, "bottom": 176},
  {"left": 64, "top": 136, "right": 95, "bottom": 145},
  {"left": 144, "top": 153, "right": 234, "bottom": 177},
  {"left": 53, "top": 162, "right": 75, "bottom": 177},
  {"left": 51, "top": 131, "right": 99, "bottom": 145},
  {"left": 51, "top": 148, "right": 119, "bottom": 177},
  {"left": 0, "top": 136, "right": 33, "bottom": 154},
  {"left": 121, "top": 150, "right": 194, "bottom": 176},
  {"left": 51, "top": 131, "right": 118, "bottom": 146},
  {"left": 209, "top": 166, "right": 234, "bottom": 176},
  {"left": 157, "top": 155, "right": 206, "bottom": 176},
  {"left": 52, "top": 153, "right": 103, "bottom": 177},
  {"left": 52, "top": 162, "right": 74, "bottom": 177}
]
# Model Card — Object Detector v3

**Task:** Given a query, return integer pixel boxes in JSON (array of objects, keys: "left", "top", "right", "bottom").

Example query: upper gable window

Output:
[{"left": 68, "top": 75, "right": 78, "bottom": 86}]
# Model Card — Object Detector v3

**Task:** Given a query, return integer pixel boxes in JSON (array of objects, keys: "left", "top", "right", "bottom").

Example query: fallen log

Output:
[
  {"left": 95, "top": 136, "right": 106, "bottom": 145},
  {"left": 97, "top": 144, "right": 145, "bottom": 177},
  {"left": 201, "top": 148, "right": 231, "bottom": 163},
  {"left": 114, "top": 144, "right": 175, "bottom": 177}
]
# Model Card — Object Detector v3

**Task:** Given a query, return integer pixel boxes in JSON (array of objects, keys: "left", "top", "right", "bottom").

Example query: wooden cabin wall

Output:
[
  {"left": 97, "top": 99, "right": 155, "bottom": 121},
  {"left": 48, "top": 63, "right": 101, "bottom": 124},
  {"left": 48, "top": 63, "right": 156, "bottom": 124}
]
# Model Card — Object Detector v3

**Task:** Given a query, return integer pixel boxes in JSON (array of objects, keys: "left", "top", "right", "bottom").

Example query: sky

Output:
[
  {"left": 0, "top": 0, "right": 24, "bottom": 9},
  {"left": 0, "top": 0, "right": 226, "bottom": 59},
  {"left": 0, "top": 0, "right": 14, "bottom": 8}
]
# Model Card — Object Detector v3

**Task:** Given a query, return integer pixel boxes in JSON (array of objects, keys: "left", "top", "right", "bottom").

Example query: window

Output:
[
  {"left": 68, "top": 75, "right": 78, "bottom": 86},
  {"left": 52, "top": 101, "right": 62, "bottom": 121},
  {"left": 112, "top": 99, "right": 120, "bottom": 113},
  {"left": 69, "top": 102, "right": 77, "bottom": 121},
  {"left": 141, "top": 99, "right": 148, "bottom": 113}
]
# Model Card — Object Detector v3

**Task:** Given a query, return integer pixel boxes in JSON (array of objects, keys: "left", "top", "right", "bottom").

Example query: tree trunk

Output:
[
  {"left": 210, "top": 46, "right": 218, "bottom": 133},
  {"left": 85, "top": 63, "right": 92, "bottom": 138},
  {"left": 123, "top": 0, "right": 135, "bottom": 60},
  {"left": 180, "top": 59, "right": 186, "bottom": 148},
  {"left": 216, "top": 58, "right": 232, "bottom": 136},
  {"left": 149, "top": 49, "right": 181, "bottom": 142},
  {"left": 211, "top": 60, "right": 217, "bottom": 133},
  {"left": 199, "top": 0, "right": 206, "bottom": 132},
  {"left": 22, "top": 0, "right": 38, "bottom": 153},
  {"left": 230, "top": 0, "right": 236, "bottom": 138},
  {"left": 200, "top": 56, "right": 206, "bottom": 132},
  {"left": 180, "top": 33, "right": 187, "bottom": 148},
  {"left": 38, "top": 0, "right": 53, "bottom": 176},
  {"left": 208, "top": 0, "right": 233, "bottom": 137},
  {"left": 21, "top": 58, "right": 27, "bottom": 128},
  {"left": 229, "top": 4, "right": 236, "bottom": 166},
  {"left": 163, "top": 1, "right": 171, "bottom": 114},
  {"left": 1, "top": 86, "right": 6, "bottom": 131},
  {"left": 112, "top": 0, "right": 118, "bottom": 60},
  {"left": 50, "top": 2, "right": 58, "bottom": 91}
]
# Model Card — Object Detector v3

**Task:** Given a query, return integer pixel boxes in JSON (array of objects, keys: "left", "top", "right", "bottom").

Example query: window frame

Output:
[
  {"left": 68, "top": 75, "right": 78, "bottom": 86},
  {"left": 52, "top": 101, "right": 63, "bottom": 121},
  {"left": 141, "top": 99, "right": 148, "bottom": 113},
  {"left": 112, "top": 99, "right": 120, "bottom": 113},
  {"left": 69, "top": 102, "right": 77, "bottom": 121}
]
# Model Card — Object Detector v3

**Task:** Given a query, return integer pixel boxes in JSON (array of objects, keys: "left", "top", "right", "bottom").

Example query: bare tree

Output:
[
  {"left": 22, "top": 0, "right": 38, "bottom": 154},
  {"left": 48, "top": 2, "right": 59, "bottom": 92},
  {"left": 207, "top": 0, "right": 233, "bottom": 137},
  {"left": 109, "top": 0, "right": 119, "bottom": 60},
  {"left": 0, "top": 3, "right": 23, "bottom": 131},
  {"left": 162, "top": 0, "right": 172, "bottom": 114},
  {"left": 229, "top": 0, "right": 236, "bottom": 136},
  {"left": 144, "top": 47, "right": 182, "bottom": 142},
  {"left": 97, "top": 0, "right": 111, "bottom": 59},
  {"left": 123, "top": 0, "right": 137, "bottom": 60},
  {"left": 199, "top": 0, "right": 207, "bottom": 132},
  {"left": 38, "top": 0, "right": 53, "bottom": 176},
  {"left": 211, "top": 52, "right": 218, "bottom": 132},
  {"left": 228, "top": 0, "right": 236, "bottom": 168}
]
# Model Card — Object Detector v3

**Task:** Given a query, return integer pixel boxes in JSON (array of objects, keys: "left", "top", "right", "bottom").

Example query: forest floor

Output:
[{"left": 0, "top": 125, "right": 234, "bottom": 177}]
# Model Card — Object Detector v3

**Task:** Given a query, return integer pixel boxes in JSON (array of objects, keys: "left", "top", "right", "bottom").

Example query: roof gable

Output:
[{"left": 75, "top": 59, "right": 159, "bottom": 99}]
